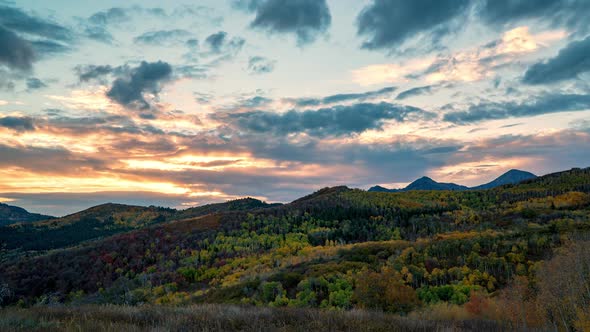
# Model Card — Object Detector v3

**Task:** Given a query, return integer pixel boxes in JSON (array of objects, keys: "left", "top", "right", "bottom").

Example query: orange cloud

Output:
[{"left": 351, "top": 58, "right": 433, "bottom": 86}]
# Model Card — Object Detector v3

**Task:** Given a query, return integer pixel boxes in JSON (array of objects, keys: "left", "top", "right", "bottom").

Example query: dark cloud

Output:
[
  {"left": 204, "top": 31, "right": 245, "bottom": 55},
  {"left": 134, "top": 29, "right": 191, "bottom": 45},
  {"left": 248, "top": 56, "right": 275, "bottom": 74},
  {"left": 205, "top": 31, "right": 226, "bottom": 52},
  {"left": 75, "top": 64, "right": 117, "bottom": 83},
  {"left": 396, "top": 85, "right": 436, "bottom": 100},
  {"left": 0, "top": 5, "right": 71, "bottom": 68},
  {"left": 0, "top": 5, "right": 72, "bottom": 41},
  {"left": 0, "top": 116, "right": 35, "bottom": 132},
  {"left": 26, "top": 77, "right": 47, "bottom": 90},
  {"left": 357, "top": 0, "right": 470, "bottom": 51},
  {"left": 523, "top": 36, "right": 590, "bottom": 85},
  {"left": 0, "top": 25, "right": 34, "bottom": 71},
  {"left": 242, "top": 96, "right": 272, "bottom": 108},
  {"left": 106, "top": 61, "right": 173, "bottom": 110},
  {"left": 444, "top": 93, "right": 590, "bottom": 124},
  {"left": 289, "top": 86, "right": 397, "bottom": 107},
  {"left": 40, "top": 114, "right": 180, "bottom": 137},
  {"left": 190, "top": 32, "right": 245, "bottom": 69},
  {"left": 236, "top": 0, "right": 331, "bottom": 46},
  {"left": 214, "top": 102, "right": 433, "bottom": 137},
  {"left": 477, "top": 0, "right": 590, "bottom": 33}
]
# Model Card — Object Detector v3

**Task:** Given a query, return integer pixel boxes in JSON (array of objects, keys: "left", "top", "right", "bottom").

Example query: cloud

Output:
[
  {"left": 84, "top": 7, "right": 174, "bottom": 43},
  {"left": 26, "top": 77, "right": 47, "bottom": 90},
  {"left": 248, "top": 56, "right": 275, "bottom": 74},
  {"left": 204, "top": 31, "right": 245, "bottom": 55},
  {"left": 523, "top": 35, "right": 590, "bottom": 85},
  {"left": 0, "top": 5, "right": 72, "bottom": 71},
  {"left": 205, "top": 31, "right": 227, "bottom": 53},
  {"left": 134, "top": 29, "right": 191, "bottom": 45},
  {"left": 444, "top": 93, "right": 590, "bottom": 124},
  {"left": 214, "top": 102, "right": 433, "bottom": 137},
  {"left": 351, "top": 59, "right": 434, "bottom": 86},
  {"left": 186, "top": 38, "right": 199, "bottom": 49},
  {"left": 174, "top": 65, "right": 208, "bottom": 80},
  {"left": 356, "top": 0, "right": 471, "bottom": 52},
  {"left": 0, "top": 5, "right": 72, "bottom": 42},
  {"left": 106, "top": 61, "right": 173, "bottom": 110},
  {"left": 88, "top": 7, "right": 131, "bottom": 26},
  {"left": 237, "top": 0, "right": 331, "bottom": 46},
  {"left": 0, "top": 25, "right": 34, "bottom": 71},
  {"left": 288, "top": 86, "right": 397, "bottom": 107},
  {"left": 376, "top": 26, "right": 565, "bottom": 85},
  {"left": 0, "top": 116, "right": 35, "bottom": 132},
  {"left": 75, "top": 65, "right": 117, "bottom": 83},
  {"left": 477, "top": 0, "right": 590, "bottom": 34},
  {"left": 396, "top": 85, "right": 436, "bottom": 100},
  {"left": 0, "top": 143, "right": 112, "bottom": 179}
]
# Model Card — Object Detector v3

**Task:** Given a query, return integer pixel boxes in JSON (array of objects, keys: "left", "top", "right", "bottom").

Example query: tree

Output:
[
  {"left": 354, "top": 267, "right": 420, "bottom": 313},
  {"left": 0, "top": 282, "right": 12, "bottom": 306}
]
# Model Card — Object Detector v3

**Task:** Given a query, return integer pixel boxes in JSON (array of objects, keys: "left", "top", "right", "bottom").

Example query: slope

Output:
[
  {"left": 1, "top": 167, "right": 589, "bottom": 310},
  {"left": 0, "top": 203, "right": 54, "bottom": 226}
]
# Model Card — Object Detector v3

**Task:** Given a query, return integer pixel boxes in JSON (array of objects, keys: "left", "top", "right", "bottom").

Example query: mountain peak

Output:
[
  {"left": 472, "top": 169, "right": 537, "bottom": 190},
  {"left": 415, "top": 176, "right": 435, "bottom": 182},
  {"left": 368, "top": 169, "right": 538, "bottom": 193}
]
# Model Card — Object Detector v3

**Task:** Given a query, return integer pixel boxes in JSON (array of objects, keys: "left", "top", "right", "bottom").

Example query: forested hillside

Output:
[
  {"left": 0, "top": 203, "right": 54, "bottom": 226},
  {"left": 1, "top": 168, "right": 589, "bottom": 330},
  {"left": 0, "top": 198, "right": 276, "bottom": 253}
]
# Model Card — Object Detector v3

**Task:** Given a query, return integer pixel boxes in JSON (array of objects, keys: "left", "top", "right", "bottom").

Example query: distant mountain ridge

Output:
[
  {"left": 369, "top": 169, "right": 537, "bottom": 192},
  {"left": 471, "top": 169, "right": 537, "bottom": 190},
  {"left": 0, "top": 203, "right": 54, "bottom": 226}
]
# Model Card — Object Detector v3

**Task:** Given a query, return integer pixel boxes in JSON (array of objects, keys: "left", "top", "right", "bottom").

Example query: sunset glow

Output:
[{"left": 0, "top": 0, "right": 589, "bottom": 215}]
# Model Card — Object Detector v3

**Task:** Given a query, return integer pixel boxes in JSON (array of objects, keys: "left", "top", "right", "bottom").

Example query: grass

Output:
[{"left": 0, "top": 304, "right": 511, "bottom": 332}]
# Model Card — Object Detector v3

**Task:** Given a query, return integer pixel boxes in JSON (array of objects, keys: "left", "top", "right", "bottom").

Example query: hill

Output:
[
  {"left": 0, "top": 203, "right": 54, "bottom": 226},
  {"left": 369, "top": 169, "right": 537, "bottom": 192},
  {"left": 0, "top": 198, "right": 277, "bottom": 252},
  {"left": 0, "top": 167, "right": 589, "bottom": 330},
  {"left": 368, "top": 176, "right": 469, "bottom": 192},
  {"left": 405, "top": 176, "right": 469, "bottom": 191},
  {"left": 471, "top": 169, "right": 537, "bottom": 190},
  {"left": 174, "top": 197, "right": 281, "bottom": 220}
]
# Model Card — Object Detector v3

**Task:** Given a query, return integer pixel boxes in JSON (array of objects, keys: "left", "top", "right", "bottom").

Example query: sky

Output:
[{"left": 0, "top": 0, "right": 590, "bottom": 216}]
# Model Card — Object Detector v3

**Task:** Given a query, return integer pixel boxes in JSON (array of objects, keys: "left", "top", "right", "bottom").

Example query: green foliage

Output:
[{"left": 417, "top": 285, "right": 480, "bottom": 305}]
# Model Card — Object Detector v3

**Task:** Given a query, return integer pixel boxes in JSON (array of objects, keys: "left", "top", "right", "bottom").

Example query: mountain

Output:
[
  {"left": 368, "top": 176, "right": 468, "bottom": 192},
  {"left": 0, "top": 203, "right": 54, "bottom": 226},
  {"left": 405, "top": 176, "right": 469, "bottom": 191},
  {"left": 369, "top": 169, "right": 537, "bottom": 192},
  {"left": 367, "top": 185, "right": 399, "bottom": 193},
  {"left": 471, "top": 169, "right": 537, "bottom": 190}
]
